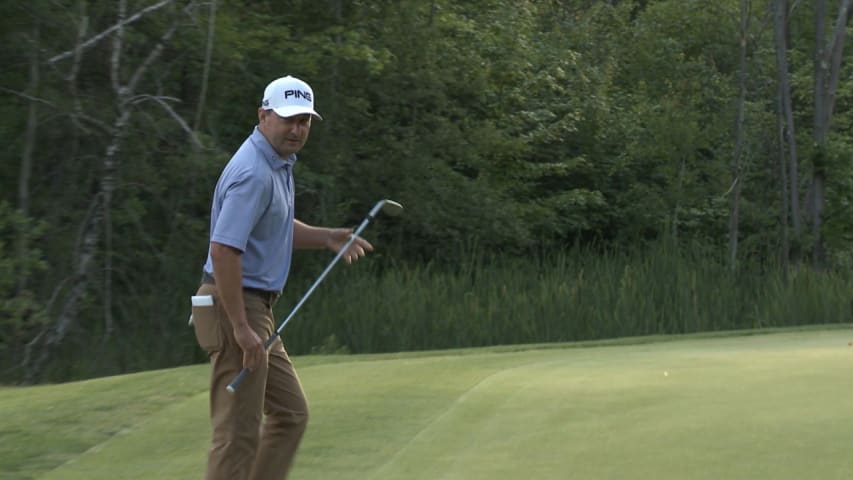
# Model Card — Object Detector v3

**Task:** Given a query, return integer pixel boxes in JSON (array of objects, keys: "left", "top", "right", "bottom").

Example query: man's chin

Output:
[{"left": 279, "top": 143, "right": 303, "bottom": 155}]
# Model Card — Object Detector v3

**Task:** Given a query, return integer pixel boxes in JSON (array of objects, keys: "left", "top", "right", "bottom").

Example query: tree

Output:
[
  {"left": 730, "top": 0, "right": 751, "bottom": 269},
  {"left": 11, "top": 0, "right": 209, "bottom": 381},
  {"left": 773, "top": 0, "right": 797, "bottom": 265},
  {"left": 809, "top": 0, "right": 852, "bottom": 267}
]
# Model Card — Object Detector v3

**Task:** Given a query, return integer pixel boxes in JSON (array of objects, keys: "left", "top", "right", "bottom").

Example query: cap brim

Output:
[{"left": 269, "top": 106, "right": 323, "bottom": 120}]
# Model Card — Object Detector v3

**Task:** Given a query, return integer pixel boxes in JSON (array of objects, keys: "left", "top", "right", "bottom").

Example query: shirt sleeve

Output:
[{"left": 210, "top": 167, "right": 270, "bottom": 252}]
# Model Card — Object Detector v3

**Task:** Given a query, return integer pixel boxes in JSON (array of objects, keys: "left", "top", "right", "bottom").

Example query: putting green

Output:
[{"left": 10, "top": 328, "right": 853, "bottom": 479}]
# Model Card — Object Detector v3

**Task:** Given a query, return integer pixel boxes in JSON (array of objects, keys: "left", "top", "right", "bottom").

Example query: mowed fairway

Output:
[{"left": 3, "top": 328, "right": 852, "bottom": 480}]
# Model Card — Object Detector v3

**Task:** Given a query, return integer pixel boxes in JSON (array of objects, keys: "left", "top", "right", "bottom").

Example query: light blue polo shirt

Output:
[{"left": 203, "top": 127, "right": 295, "bottom": 292}]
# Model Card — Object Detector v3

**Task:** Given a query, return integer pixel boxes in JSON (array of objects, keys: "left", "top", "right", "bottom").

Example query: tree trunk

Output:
[
  {"left": 776, "top": 92, "right": 790, "bottom": 268},
  {"left": 26, "top": 196, "right": 102, "bottom": 382},
  {"left": 672, "top": 156, "right": 686, "bottom": 240},
  {"left": 193, "top": 0, "right": 216, "bottom": 135},
  {"left": 17, "top": 21, "right": 40, "bottom": 294},
  {"left": 729, "top": 0, "right": 749, "bottom": 270},
  {"left": 810, "top": 0, "right": 852, "bottom": 268},
  {"left": 773, "top": 0, "right": 801, "bottom": 241}
]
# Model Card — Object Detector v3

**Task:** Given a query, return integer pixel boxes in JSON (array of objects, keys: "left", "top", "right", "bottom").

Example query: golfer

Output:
[{"left": 191, "top": 75, "right": 372, "bottom": 480}]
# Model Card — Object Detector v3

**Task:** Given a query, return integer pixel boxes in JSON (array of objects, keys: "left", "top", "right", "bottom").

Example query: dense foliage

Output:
[{"left": 1, "top": 0, "right": 850, "bottom": 382}]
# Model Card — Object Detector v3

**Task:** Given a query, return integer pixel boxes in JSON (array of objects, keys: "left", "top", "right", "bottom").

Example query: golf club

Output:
[{"left": 226, "top": 199, "right": 403, "bottom": 393}]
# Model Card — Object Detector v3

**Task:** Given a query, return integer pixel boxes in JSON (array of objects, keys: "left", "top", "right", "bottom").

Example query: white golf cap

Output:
[{"left": 261, "top": 75, "right": 322, "bottom": 120}]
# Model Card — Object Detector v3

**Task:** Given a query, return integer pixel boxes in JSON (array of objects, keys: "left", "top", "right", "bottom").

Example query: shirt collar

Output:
[{"left": 250, "top": 126, "right": 297, "bottom": 170}]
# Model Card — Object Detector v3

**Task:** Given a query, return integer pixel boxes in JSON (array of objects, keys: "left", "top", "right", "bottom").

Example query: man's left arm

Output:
[{"left": 293, "top": 219, "right": 374, "bottom": 263}]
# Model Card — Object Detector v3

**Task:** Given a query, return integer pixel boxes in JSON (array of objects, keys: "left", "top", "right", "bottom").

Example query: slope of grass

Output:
[
  {"left": 0, "top": 365, "right": 209, "bottom": 480},
  {"left": 2, "top": 327, "right": 852, "bottom": 479}
]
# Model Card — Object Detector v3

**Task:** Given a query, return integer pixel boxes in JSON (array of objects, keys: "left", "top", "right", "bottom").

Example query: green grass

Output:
[{"left": 3, "top": 327, "right": 853, "bottom": 479}]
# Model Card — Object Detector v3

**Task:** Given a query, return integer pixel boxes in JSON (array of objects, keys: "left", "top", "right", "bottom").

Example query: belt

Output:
[{"left": 201, "top": 272, "right": 281, "bottom": 305}]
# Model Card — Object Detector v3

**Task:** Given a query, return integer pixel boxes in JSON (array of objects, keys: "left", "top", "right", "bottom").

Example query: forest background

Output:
[{"left": 1, "top": 0, "right": 850, "bottom": 383}]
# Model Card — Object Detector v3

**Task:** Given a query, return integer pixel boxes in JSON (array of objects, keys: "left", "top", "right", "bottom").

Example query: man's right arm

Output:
[{"left": 210, "top": 241, "right": 265, "bottom": 371}]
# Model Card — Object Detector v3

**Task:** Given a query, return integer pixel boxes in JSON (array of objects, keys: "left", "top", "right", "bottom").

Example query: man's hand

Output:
[
  {"left": 233, "top": 323, "right": 265, "bottom": 371},
  {"left": 326, "top": 228, "right": 374, "bottom": 264},
  {"left": 210, "top": 242, "right": 266, "bottom": 371}
]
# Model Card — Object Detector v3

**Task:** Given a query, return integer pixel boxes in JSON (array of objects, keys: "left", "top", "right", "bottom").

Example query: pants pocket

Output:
[{"left": 192, "top": 301, "right": 223, "bottom": 353}]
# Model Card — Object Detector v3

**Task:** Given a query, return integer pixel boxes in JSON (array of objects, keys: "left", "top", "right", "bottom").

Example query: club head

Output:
[
  {"left": 370, "top": 199, "right": 404, "bottom": 218},
  {"left": 380, "top": 200, "right": 403, "bottom": 216}
]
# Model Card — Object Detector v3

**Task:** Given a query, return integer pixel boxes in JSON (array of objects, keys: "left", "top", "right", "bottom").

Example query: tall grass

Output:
[
  {"left": 25, "top": 242, "right": 851, "bottom": 383},
  {"left": 284, "top": 242, "right": 852, "bottom": 354}
]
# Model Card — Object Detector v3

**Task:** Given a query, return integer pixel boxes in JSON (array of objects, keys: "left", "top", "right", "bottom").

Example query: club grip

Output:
[{"left": 226, "top": 368, "right": 249, "bottom": 393}]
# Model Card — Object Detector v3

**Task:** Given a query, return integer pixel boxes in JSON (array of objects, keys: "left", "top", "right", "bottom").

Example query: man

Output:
[{"left": 191, "top": 75, "right": 372, "bottom": 480}]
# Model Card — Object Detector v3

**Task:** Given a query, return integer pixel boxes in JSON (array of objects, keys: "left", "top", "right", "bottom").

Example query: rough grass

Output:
[{"left": 3, "top": 326, "right": 853, "bottom": 479}]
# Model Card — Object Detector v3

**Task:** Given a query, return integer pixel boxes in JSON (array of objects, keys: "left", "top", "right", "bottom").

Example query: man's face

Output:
[{"left": 257, "top": 109, "right": 312, "bottom": 157}]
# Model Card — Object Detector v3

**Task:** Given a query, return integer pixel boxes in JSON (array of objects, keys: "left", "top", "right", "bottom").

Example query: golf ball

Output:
[{"left": 664, "top": 371, "right": 669, "bottom": 377}]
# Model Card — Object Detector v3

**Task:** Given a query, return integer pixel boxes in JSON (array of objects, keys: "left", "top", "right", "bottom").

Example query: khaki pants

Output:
[{"left": 192, "top": 283, "right": 309, "bottom": 480}]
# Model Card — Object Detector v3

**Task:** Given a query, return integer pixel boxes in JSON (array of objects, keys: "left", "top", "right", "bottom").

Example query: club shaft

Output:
[
  {"left": 273, "top": 215, "right": 374, "bottom": 336},
  {"left": 226, "top": 212, "right": 379, "bottom": 394}
]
